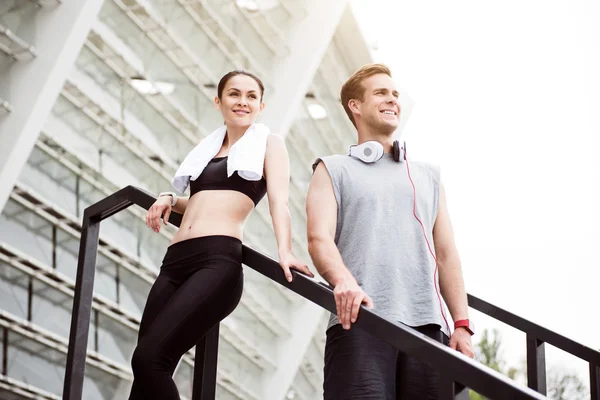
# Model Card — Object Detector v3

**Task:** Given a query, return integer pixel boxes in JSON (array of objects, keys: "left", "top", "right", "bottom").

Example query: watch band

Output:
[
  {"left": 454, "top": 319, "right": 475, "bottom": 335},
  {"left": 158, "top": 192, "right": 178, "bottom": 207}
]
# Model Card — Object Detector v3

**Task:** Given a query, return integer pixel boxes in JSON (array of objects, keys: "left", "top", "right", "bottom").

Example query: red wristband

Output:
[{"left": 454, "top": 319, "right": 475, "bottom": 335}]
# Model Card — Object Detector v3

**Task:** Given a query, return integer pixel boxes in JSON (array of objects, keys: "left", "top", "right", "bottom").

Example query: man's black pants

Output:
[{"left": 324, "top": 323, "right": 448, "bottom": 400}]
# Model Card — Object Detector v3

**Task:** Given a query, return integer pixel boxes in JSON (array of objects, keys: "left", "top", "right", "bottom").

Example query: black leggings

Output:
[{"left": 129, "top": 235, "right": 244, "bottom": 400}]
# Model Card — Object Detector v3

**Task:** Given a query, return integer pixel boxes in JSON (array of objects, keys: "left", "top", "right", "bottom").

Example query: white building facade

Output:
[{"left": 0, "top": 1, "right": 372, "bottom": 399}]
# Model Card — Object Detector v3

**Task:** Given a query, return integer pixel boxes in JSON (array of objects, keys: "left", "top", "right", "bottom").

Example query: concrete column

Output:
[{"left": 0, "top": 0, "right": 105, "bottom": 212}]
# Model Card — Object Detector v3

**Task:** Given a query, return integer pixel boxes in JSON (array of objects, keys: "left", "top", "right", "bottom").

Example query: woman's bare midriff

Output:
[{"left": 171, "top": 191, "right": 255, "bottom": 244}]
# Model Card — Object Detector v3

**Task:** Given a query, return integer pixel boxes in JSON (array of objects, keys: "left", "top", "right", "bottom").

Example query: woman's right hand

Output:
[{"left": 146, "top": 196, "right": 173, "bottom": 233}]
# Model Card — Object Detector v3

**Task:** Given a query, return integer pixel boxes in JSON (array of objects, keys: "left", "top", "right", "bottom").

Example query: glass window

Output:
[
  {"left": 0, "top": 262, "right": 28, "bottom": 320},
  {"left": 96, "top": 313, "right": 137, "bottom": 366},
  {"left": 30, "top": 280, "right": 73, "bottom": 338}
]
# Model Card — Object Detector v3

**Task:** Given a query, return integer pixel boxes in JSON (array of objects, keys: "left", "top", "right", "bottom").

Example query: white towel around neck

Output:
[{"left": 171, "top": 123, "right": 271, "bottom": 194}]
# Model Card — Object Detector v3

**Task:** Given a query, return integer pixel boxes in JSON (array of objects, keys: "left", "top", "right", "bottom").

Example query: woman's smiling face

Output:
[{"left": 216, "top": 74, "right": 264, "bottom": 128}]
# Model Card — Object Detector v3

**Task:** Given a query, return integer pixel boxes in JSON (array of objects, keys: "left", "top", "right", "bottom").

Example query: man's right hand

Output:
[
  {"left": 146, "top": 196, "right": 172, "bottom": 233},
  {"left": 333, "top": 277, "right": 374, "bottom": 330}
]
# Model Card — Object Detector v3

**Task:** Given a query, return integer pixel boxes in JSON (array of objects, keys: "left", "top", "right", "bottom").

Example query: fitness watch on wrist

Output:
[
  {"left": 158, "top": 192, "right": 178, "bottom": 207},
  {"left": 454, "top": 319, "right": 475, "bottom": 335}
]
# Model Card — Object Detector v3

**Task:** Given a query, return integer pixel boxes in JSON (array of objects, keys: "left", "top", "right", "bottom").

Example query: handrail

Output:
[
  {"left": 468, "top": 294, "right": 600, "bottom": 365},
  {"left": 469, "top": 294, "right": 600, "bottom": 397},
  {"left": 62, "top": 185, "right": 560, "bottom": 400}
]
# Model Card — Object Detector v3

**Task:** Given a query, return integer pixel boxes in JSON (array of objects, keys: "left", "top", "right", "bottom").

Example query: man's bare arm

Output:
[
  {"left": 306, "top": 162, "right": 372, "bottom": 329},
  {"left": 433, "top": 184, "right": 468, "bottom": 322},
  {"left": 306, "top": 162, "right": 350, "bottom": 285},
  {"left": 434, "top": 183, "right": 473, "bottom": 357}
]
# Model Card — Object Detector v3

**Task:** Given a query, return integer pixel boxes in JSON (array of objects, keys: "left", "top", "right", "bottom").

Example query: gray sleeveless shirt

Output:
[{"left": 315, "top": 153, "right": 450, "bottom": 336}]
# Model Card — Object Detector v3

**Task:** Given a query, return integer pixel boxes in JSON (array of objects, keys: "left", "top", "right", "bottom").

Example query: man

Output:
[{"left": 306, "top": 63, "right": 474, "bottom": 399}]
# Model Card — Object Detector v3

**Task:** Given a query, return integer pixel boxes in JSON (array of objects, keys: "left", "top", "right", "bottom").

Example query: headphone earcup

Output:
[
  {"left": 349, "top": 141, "right": 384, "bottom": 163},
  {"left": 393, "top": 140, "right": 401, "bottom": 162}
]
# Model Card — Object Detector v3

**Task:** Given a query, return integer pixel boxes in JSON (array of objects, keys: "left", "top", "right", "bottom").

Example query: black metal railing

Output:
[
  {"left": 468, "top": 295, "right": 600, "bottom": 398},
  {"left": 62, "top": 186, "right": 596, "bottom": 400}
]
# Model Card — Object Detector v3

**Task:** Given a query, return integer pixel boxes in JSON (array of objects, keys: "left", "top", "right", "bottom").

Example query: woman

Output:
[{"left": 129, "top": 70, "right": 313, "bottom": 399}]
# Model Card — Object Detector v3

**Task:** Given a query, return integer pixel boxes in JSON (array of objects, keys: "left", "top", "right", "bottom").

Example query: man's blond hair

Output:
[{"left": 340, "top": 63, "right": 392, "bottom": 127}]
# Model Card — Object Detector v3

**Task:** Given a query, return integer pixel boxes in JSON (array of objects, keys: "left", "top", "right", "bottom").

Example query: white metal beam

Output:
[
  {"left": 0, "top": 374, "right": 60, "bottom": 400},
  {"left": 259, "top": 0, "right": 349, "bottom": 137},
  {"left": 259, "top": 4, "right": 389, "bottom": 397},
  {"left": 261, "top": 300, "right": 325, "bottom": 400},
  {"left": 0, "top": 0, "right": 105, "bottom": 213}
]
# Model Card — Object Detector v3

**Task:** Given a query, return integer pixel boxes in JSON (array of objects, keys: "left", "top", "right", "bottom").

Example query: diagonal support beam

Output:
[
  {"left": 0, "top": 0, "right": 105, "bottom": 213},
  {"left": 260, "top": 0, "right": 349, "bottom": 137},
  {"left": 260, "top": 301, "right": 325, "bottom": 400}
]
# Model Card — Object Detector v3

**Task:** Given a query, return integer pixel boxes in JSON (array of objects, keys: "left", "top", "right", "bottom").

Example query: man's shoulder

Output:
[
  {"left": 407, "top": 160, "right": 441, "bottom": 184},
  {"left": 311, "top": 153, "right": 348, "bottom": 173}
]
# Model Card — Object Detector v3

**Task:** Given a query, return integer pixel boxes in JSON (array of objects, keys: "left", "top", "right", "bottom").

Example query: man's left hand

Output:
[{"left": 449, "top": 327, "right": 474, "bottom": 358}]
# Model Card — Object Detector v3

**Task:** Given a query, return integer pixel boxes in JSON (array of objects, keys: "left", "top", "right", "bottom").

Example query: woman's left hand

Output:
[{"left": 279, "top": 253, "right": 314, "bottom": 282}]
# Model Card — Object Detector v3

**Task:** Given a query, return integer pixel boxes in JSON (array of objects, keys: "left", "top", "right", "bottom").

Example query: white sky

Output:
[{"left": 351, "top": 0, "right": 600, "bottom": 384}]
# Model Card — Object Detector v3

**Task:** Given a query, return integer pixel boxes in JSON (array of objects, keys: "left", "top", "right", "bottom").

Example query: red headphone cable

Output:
[{"left": 405, "top": 155, "right": 451, "bottom": 335}]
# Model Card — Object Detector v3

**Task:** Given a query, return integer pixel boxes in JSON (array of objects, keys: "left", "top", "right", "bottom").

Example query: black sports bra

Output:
[{"left": 189, "top": 157, "right": 267, "bottom": 206}]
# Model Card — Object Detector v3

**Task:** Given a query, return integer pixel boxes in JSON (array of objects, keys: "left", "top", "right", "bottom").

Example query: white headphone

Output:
[{"left": 348, "top": 140, "right": 406, "bottom": 163}]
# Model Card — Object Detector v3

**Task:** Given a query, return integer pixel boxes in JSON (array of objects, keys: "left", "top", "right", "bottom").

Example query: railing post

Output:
[
  {"left": 64, "top": 214, "right": 100, "bottom": 400},
  {"left": 526, "top": 334, "right": 547, "bottom": 395},
  {"left": 438, "top": 373, "right": 461, "bottom": 400},
  {"left": 591, "top": 362, "right": 600, "bottom": 400},
  {"left": 192, "top": 324, "right": 220, "bottom": 400}
]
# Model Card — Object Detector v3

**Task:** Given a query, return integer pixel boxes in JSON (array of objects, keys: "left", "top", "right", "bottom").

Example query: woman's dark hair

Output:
[{"left": 217, "top": 70, "right": 265, "bottom": 100}]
